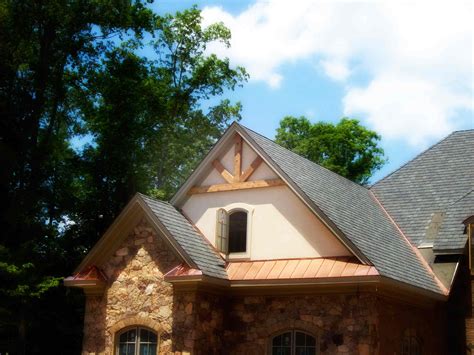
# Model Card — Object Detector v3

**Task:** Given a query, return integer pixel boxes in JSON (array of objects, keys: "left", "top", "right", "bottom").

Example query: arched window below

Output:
[
  {"left": 117, "top": 327, "right": 158, "bottom": 355},
  {"left": 271, "top": 330, "right": 317, "bottom": 355},
  {"left": 401, "top": 329, "right": 421, "bottom": 355}
]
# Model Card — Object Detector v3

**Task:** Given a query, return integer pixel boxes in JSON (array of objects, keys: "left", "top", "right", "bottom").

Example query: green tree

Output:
[
  {"left": 275, "top": 116, "right": 386, "bottom": 184},
  {"left": 70, "top": 6, "right": 247, "bottom": 253},
  {"left": 0, "top": 2, "right": 246, "bottom": 354}
]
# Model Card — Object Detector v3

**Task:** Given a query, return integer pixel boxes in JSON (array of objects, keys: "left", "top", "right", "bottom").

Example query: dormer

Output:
[{"left": 175, "top": 130, "right": 352, "bottom": 261}]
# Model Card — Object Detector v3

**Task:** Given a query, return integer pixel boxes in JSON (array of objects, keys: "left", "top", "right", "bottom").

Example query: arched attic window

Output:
[{"left": 216, "top": 209, "right": 248, "bottom": 254}]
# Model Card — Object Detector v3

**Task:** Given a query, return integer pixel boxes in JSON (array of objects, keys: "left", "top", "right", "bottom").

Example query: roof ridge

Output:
[
  {"left": 137, "top": 192, "right": 173, "bottom": 206},
  {"left": 239, "top": 123, "right": 369, "bottom": 192},
  {"left": 371, "top": 130, "right": 460, "bottom": 188},
  {"left": 451, "top": 128, "right": 474, "bottom": 133}
]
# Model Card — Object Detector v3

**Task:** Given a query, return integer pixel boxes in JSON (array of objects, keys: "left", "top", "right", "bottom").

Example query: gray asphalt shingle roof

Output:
[
  {"left": 241, "top": 125, "right": 444, "bottom": 294},
  {"left": 435, "top": 191, "right": 474, "bottom": 251},
  {"left": 142, "top": 124, "right": 472, "bottom": 294},
  {"left": 139, "top": 194, "right": 228, "bottom": 279},
  {"left": 372, "top": 130, "right": 474, "bottom": 252}
]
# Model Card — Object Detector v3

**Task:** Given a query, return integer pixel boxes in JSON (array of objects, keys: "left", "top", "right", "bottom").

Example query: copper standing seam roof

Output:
[
  {"left": 226, "top": 257, "right": 378, "bottom": 281},
  {"left": 64, "top": 265, "right": 108, "bottom": 282}
]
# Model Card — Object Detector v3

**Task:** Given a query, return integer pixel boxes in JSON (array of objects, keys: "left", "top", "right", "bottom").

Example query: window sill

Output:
[{"left": 226, "top": 252, "right": 250, "bottom": 261}]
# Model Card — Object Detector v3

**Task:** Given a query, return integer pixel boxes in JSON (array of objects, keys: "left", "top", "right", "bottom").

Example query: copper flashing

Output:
[
  {"left": 64, "top": 265, "right": 107, "bottom": 294},
  {"left": 226, "top": 257, "right": 378, "bottom": 281}
]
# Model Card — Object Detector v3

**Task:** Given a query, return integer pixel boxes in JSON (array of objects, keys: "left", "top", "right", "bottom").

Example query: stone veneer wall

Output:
[
  {"left": 377, "top": 297, "right": 446, "bottom": 355},
  {"left": 219, "top": 293, "right": 379, "bottom": 355},
  {"left": 79, "top": 218, "right": 448, "bottom": 355},
  {"left": 171, "top": 291, "right": 225, "bottom": 354},
  {"left": 82, "top": 219, "right": 180, "bottom": 355}
]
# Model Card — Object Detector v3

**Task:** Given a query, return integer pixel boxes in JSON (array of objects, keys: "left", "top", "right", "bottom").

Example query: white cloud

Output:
[
  {"left": 202, "top": 0, "right": 473, "bottom": 145},
  {"left": 320, "top": 59, "right": 350, "bottom": 81}
]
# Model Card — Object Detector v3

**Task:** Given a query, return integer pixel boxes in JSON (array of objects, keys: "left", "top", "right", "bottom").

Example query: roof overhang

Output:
[
  {"left": 171, "top": 122, "right": 370, "bottom": 265},
  {"left": 73, "top": 194, "right": 198, "bottom": 275},
  {"left": 64, "top": 265, "right": 108, "bottom": 295},
  {"left": 165, "top": 260, "right": 446, "bottom": 303},
  {"left": 167, "top": 272, "right": 447, "bottom": 304}
]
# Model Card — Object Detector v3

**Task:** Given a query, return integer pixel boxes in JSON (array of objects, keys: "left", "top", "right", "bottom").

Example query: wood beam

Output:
[
  {"left": 234, "top": 134, "right": 242, "bottom": 182},
  {"left": 188, "top": 179, "right": 285, "bottom": 195},
  {"left": 240, "top": 156, "right": 263, "bottom": 182},
  {"left": 212, "top": 159, "right": 234, "bottom": 184}
]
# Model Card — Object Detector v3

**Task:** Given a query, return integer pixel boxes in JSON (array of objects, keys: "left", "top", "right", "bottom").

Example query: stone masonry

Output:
[
  {"left": 80, "top": 219, "right": 448, "bottom": 355},
  {"left": 82, "top": 219, "right": 180, "bottom": 355}
]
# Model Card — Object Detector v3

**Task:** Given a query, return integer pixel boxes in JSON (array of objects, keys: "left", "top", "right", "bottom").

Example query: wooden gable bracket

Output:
[{"left": 188, "top": 134, "right": 284, "bottom": 195}]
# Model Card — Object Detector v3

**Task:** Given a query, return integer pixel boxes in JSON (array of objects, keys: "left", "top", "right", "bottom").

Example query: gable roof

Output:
[
  {"left": 138, "top": 194, "right": 228, "bottom": 279},
  {"left": 73, "top": 193, "right": 227, "bottom": 280},
  {"left": 372, "top": 130, "right": 474, "bottom": 253},
  {"left": 235, "top": 124, "right": 445, "bottom": 295}
]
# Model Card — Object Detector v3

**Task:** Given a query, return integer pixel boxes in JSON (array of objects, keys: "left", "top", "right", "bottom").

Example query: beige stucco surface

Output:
[{"left": 182, "top": 140, "right": 351, "bottom": 260}]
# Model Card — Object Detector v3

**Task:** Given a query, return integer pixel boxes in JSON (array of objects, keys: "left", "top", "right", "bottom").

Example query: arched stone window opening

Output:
[
  {"left": 116, "top": 326, "right": 158, "bottom": 355},
  {"left": 271, "top": 330, "right": 317, "bottom": 355}
]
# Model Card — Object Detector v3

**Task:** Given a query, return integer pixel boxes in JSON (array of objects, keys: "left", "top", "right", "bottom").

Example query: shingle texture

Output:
[
  {"left": 241, "top": 126, "right": 444, "bottom": 294},
  {"left": 372, "top": 130, "right": 474, "bottom": 252},
  {"left": 435, "top": 191, "right": 474, "bottom": 250},
  {"left": 139, "top": 194, "right": 228, "bottom": 279}
]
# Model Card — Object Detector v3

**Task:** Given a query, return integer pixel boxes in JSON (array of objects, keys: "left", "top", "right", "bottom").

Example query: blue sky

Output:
[{"left": 154, "top": 0, "right": 473, "bottom": 182}]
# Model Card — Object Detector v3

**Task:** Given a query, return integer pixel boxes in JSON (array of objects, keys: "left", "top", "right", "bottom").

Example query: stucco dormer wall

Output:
[{"left": 181, "top": 140, "right": 351, "bottom": 260}]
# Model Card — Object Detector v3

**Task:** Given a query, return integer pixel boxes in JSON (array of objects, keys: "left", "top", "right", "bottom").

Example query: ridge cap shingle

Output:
[{"left": 371, "top": 129, "right": 474, "bottom": 188}]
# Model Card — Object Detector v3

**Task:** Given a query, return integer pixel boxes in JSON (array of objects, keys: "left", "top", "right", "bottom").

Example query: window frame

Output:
[
  {"left": 401, "top": 329, "right": 422, "bottom": 355},
  {"left": 268, "top": 329, "right": 318, "bottom": 355},
  {"left": 115, "top": 326, "right": 159, "bottom": 355},
  {"left": 215, "top": 204, "right": 253, "bottom": 260}
]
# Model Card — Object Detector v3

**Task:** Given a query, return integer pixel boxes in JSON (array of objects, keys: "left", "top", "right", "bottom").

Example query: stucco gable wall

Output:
[
  {"left": 183, "top": 141, "right": 351, "bottom": 259},
  {"left": 81, "top": 218, "right": 181, "bottom": 355}
]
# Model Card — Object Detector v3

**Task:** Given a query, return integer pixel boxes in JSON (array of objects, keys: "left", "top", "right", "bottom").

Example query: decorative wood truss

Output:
[{"left": 188, "top": 134, "right": 285, "bottom": 195}]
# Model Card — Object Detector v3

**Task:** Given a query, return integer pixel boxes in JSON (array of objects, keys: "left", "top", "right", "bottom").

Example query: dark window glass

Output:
[
  {"left": 228, "top": 211, "right": 247, "bottom": 253},
  {"left": 401, "top": 336, "right": 421, "bottom": 355},
  {"left": 118, "top": 328, "right": 158, "bottom": 355},
  {"left": 272, "top": 331, "right": 316, "bottom": 355}
]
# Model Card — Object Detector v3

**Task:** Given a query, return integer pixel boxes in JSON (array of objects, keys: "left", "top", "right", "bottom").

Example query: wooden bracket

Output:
[
  {"left": 190, "top": 134, "right": 283, "bottom": 194},
  {"left": 188, "top": 179, "right": 285, "bottom": 195},
  {"left": 240, "top": 156, "right": 263, "bottom": 182},
  {"left": 212, "top": 159, "right": 234, "bottom": 184},
  {"left": 234, "top": 134, "right": 242, "bottom": 182}
]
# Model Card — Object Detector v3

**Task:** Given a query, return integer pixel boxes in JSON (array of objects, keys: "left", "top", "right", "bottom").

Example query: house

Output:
[{"left": 65, "top": 122, "right": 474, "bottom": 355}]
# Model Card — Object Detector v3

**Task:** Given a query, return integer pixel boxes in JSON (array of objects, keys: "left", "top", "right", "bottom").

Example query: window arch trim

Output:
[
  {"left": 215, "top": 203, "right": 254, "bottom": 259},
  {"left": 115, "top": 326, "right": 159, "bottom": 355},
  {"left": 268, "top": 329, "right": 318, "bottom": 355},
  {"left": 110, "top": 317, "right": 163, "bottom": 355}
]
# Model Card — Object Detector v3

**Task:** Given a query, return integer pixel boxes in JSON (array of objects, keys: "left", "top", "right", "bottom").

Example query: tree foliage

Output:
[
  {"left": 0, "top": 1, "right": 246, "bottom": 353},
  {"left": 275, "top": 116, "right": 386, "bottom": 184}
]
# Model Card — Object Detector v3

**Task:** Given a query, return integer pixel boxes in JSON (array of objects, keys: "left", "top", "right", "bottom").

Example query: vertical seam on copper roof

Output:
[
  {"left": 291, "top": 259, "right": 311, "bottom": 279},
  {"left": 327, "top": 259, "right": 337, "bottom": 276},
  {"left": 242, "top": 262, "right": 256, "bottom": 280},
  {"left": 340, "top": 261, "right": 351, "bottom": 277},
  {"left": 250, "top": 262, "right": 265, "bottom": 280},
  {"left": 275, "top": 260, "right": 289, "bottom": 279},
  {"left": 308, "top": 259, "right": 324, "bottom": 278}
]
